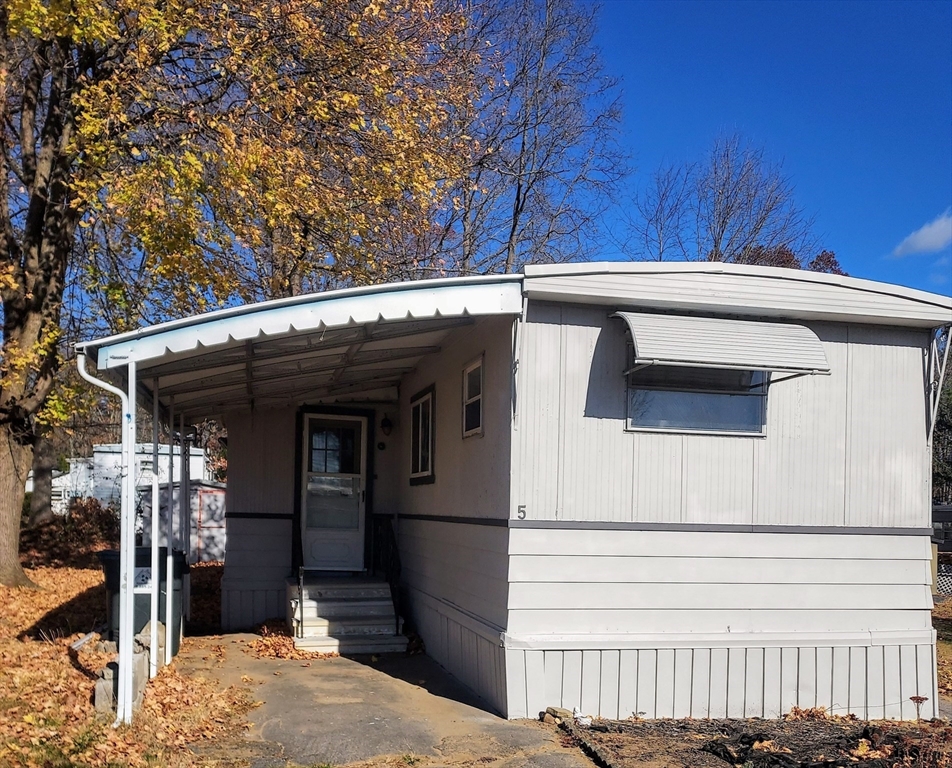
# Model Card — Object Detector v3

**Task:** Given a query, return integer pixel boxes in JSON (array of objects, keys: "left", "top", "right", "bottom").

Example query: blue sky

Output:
[{"left": 594, "top": 0, "right": 952, "bottom": 295}]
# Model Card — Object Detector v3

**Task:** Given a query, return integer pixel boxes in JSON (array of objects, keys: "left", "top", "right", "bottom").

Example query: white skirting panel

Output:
[
  {"left": 221, "top": 581, "right": 286, "bottom": 631},
  {"left": 505, "top": 639, "right": 937, "bottom": 721},
  {"left": 404, "top": 586, "right": 508, "bottom": 715},
  {"left": 220, "top": 516, "right": 292, "bottom": 630}
]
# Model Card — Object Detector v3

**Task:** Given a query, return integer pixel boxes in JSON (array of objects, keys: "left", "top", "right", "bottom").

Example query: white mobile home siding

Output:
[
  {"left": 512, "top": 303, "right": 930, "bottom": 526},
  {"left": 221, "top": 408, "right": 297, "bottom": 629},
  {"left": 506, "top": 302, "right": 936, "bottom": 719},
  {"left": 395, "top": 316, "right": 514, "bottom": 714}
]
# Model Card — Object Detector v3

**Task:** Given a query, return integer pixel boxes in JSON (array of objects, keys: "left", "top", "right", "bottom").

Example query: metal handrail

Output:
[
  {"left": 297, "top": 566, "right": 305, "bottom": 639},
  {"left": 371, "top": 515, "right": 402, "bottom": 635}
]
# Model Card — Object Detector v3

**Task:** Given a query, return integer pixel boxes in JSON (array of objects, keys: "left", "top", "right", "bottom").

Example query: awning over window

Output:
[{"left": 613, "top": 311, "right": 831, "bottom": 374}]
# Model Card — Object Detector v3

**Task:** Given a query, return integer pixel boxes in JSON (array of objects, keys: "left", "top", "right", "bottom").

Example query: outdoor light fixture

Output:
[{"left": 380, "top": 414, "right": 393, "bottom": 436}]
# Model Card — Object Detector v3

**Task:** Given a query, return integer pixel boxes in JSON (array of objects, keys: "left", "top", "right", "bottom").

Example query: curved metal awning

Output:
[
  {"left": 77, "top": 276, "right": 524, "bottom": 420},
  {"left": 613, "top": 311, "right": 831, "bottom": 374}
]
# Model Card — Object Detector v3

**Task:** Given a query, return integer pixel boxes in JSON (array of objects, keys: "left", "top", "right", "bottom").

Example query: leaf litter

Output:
[
  {"left": 571, "top": 707, "right": 952, "bottom": 768},
  {"left": 1, "top": 504, "right": 257, "bottom": 767}
]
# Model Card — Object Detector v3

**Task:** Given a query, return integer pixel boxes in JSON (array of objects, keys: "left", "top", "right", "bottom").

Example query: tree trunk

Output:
[
  {"left": 28, "top": 434, "right": 55, "bottom": 527},
  {"left": 0, "top": 430, "right": 36, "bottom": 587}
]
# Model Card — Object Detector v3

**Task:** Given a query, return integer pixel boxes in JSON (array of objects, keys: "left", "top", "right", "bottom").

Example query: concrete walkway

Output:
[{"left": 179, "top": 634, "right": 591, "bottom": 768}]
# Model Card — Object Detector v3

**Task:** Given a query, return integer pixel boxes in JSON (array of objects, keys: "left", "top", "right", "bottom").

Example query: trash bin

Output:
[{"left": 97, "top": 547, "right": 188, "bottom": 657}]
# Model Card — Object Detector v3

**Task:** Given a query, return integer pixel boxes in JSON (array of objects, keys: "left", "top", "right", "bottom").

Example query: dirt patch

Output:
[{"left": 569, "top": 713, "right": 952, "bottom": 768}]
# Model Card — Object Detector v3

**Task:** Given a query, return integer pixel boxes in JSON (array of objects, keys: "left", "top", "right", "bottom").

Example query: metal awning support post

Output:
[
  {"left": 179, "top": 413, "right": 187, "bottom": 562},
  {"left": 165, "top": 397, "right": 175, "bottom": 666},
  {"left": 149, "top": 380, "right": 160, "bottom": 678},
  {"left": 929, "top": 324, "right": 951, "bottom": 446},
  {"left": 180, "top": 413, "right": 190, "bottom": 621},
  {"left": 76, "top": 353, "right": 136, "bottom": 724},
  {"left": 119, "top": 360, "right": 137, "bottom": 723}
]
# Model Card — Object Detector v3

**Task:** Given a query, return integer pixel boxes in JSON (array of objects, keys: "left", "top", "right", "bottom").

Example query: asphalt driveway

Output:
[{"left": 178, "top": 634, "right": 591, "bottom": 768}]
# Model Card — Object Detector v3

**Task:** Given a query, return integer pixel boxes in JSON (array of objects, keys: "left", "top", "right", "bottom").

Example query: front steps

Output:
[{"left": 287, "top": 576, "right": 408, "bottom": 654}]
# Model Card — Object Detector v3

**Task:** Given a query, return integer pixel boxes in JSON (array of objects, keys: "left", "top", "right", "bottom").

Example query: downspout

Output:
[{"left": 76, "top": 352, "right": 136, "bottom": 725}]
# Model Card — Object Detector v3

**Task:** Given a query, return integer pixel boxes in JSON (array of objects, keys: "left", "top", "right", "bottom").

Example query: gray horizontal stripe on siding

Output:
[
  {"left": 398, "top": 513, "right": 508, "bottom": 527},
  {"left": 509, "top": 520, "right": 933, "bottom": 536},
  {"left": 225, "top": 512, "right": 294, "bottom": 520}
]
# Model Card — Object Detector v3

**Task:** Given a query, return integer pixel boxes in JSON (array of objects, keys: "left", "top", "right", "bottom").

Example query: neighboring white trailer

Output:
[{"left": 139, "top": 481, "right": 227, "bottom": 563}]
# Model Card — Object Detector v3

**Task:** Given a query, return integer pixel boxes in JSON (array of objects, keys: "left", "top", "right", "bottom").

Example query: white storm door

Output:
[{"left": 302, "top": 415, "right": 367, "bottom": 570}]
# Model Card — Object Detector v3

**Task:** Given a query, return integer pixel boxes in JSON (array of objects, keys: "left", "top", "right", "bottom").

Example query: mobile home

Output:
[{"left": 77, "top": 262, "right": 951, "bottom": 720}]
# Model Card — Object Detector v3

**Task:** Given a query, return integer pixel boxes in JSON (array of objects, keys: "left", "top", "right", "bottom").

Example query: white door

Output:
[{"left": 301, "top": 415, "right": 367, "bottom": 570}]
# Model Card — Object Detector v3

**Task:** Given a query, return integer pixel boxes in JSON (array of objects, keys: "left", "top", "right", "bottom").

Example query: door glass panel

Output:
[
  {"left": 306, "top": 476, "right": 360, "bottom": 529},
  {"left": 309, "top": 425, "right": 359, "bottom": 474}
]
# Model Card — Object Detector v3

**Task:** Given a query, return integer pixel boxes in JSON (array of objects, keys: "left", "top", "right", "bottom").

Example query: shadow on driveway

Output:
[{"left": 178, "top": 634, "right": 590, "bottom": 768}]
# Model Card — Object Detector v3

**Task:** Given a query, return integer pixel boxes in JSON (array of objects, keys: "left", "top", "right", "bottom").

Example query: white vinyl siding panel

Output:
[
  {"left": 505, "top": 526, "right": 937, "bottom": 720},
  {"left": 225, "top": 408, "right": 296, "bottom": 517},
  {"left": 845, "top": 326, "right": 931, "bottom": 528},
  {"left": 752, "top": 323, "right": 849, "bottom": 525},
  {"left": 510, "top": 528, "right": 932, "bottom": 559},
  {"left": 401, "top": 316, "right": 514, "bottom": 521},
  {"left": 615, "top": 311, "right": 830, "bottom": 373},
  {"left": 507, "top": 528, "right": 932, "bottom": 636},
  {"left": 394, "top": 316, "right": 513, "bottom": 712},
  {"left": 556, "top": 306, "right": 633, "bottom": 521},
  {"left": 513, "top": 303, "right": 564, "bottom": 520},
  {"left": 221, "top": 408, "right": 297, "bottom": 630},
  {"left": 398, "top": 519, "right": 509, "bottom": 629},
  {"left": 513, "top": 304, "right": 932, "bottom": 528}
]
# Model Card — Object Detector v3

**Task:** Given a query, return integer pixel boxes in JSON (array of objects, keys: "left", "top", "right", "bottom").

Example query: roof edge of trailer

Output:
[
  {"left": 76, "top": 273, "right": 524, "bottom": 356},
  {"left": 76, "top": 261, "right": 952, "bottom": 368},
  {"left": 523, "top": 261, "right": 952, "bottom": 326},
  {"left": 523, "top": 261, "right": 952, "bottom": 311}
]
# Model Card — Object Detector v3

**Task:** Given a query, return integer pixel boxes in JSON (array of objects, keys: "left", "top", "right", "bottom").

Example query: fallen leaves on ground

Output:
[
  {"left": 243, "top": 621, "right": 338, "bottom": 661},
  {"left": 934, "top": 601, "right": 952, "bottom": 695},
  {"left": 575, "top": 716, "right": 952, "bottom": 768},
  {"left": 1, "top": 566, "right": 106, "bottom": 641},
  {"left": 19, "top": 499, "right": 119, "bottom": 570},
  {"left": 185, "top": 562, "right": 223, "bottom": 634},
  {"left": 1, "top": 516, "right": 256, "bottom": 767}
]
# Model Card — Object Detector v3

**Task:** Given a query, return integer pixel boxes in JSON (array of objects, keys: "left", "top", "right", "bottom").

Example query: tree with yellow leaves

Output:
[{"left": 0, "top": 0, "right": 477, "bottom": 586}]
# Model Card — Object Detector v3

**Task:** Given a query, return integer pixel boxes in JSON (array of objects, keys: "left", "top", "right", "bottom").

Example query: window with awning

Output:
[{"left": 613, "top": 312, "right": 831, "bottom": 435}]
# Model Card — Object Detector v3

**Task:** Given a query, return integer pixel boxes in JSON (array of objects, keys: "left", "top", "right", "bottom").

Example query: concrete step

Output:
[
  {"left": 292, "top": 581, "right": 392, "bottom": 601},
  {"left": 294, "top": 634, "right": 409, "bottom": 654},
  {"left": 296, "top": 598, "right": 395, "bottom": 619},
  {"left": 298, "top": 615, "right": 400, "bottom": 637}
]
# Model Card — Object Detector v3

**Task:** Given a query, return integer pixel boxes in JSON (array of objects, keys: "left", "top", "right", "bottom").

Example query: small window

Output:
[
  {"left": 462, "top": 357, "right": 483, "bottom": 437},
  {"left": 309, "top": 425, "right": 358, "bottom": 474},
  {"left": 410, "top": 385, "right": 435, "bottom": 484},
  {"left": 626, "top": 352, "right": 767, "bottom": 435}
]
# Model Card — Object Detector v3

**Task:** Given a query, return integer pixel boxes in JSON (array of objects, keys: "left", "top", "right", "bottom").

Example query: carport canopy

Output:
[{"left": 76, "top": 275, "right": 524, "bottom": 420}]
